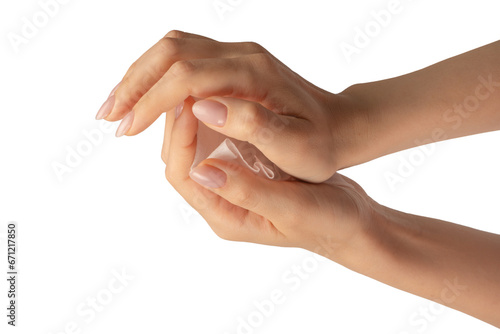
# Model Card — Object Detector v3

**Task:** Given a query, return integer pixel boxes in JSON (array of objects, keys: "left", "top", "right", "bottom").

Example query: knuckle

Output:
[
  {"left": 158, "top": 37, "right": 182, "bottom": 59},
  {"left": 242, "top": 41, "right": 265, "bottom": 54},
  {"left": 143, "top": 57, "right": 168, "bottom": 78},
  {"left": 250, "top": 52, "right": 275, "bottom": 72},
  {"left": 225, "top": 160, "right": 245, "bottom": 175},
  {"left": 164, "top": 30, "right": 185, "bottom": 39},
  {"left": 192, "top": 191, "right": 213, "bottom": 212},
  {"left": 124, "top": 61, "right": 137, "bottom": 78},
  {"left": 212, "top": 227, "right": 235, "bottom": 241},
  {"left": 168, "top": 60, "right": 196, "bottom": 80},
  {"left": 233, "top": 187, "right": 259, "bottom": 210},
  {"left": 241, "top": 104, "right": 266, "bottom": 142},
  {"left": 254, "top": 127, "right": 275, "bottom": 145},
  {"left": 119, "top": 76, "right": 142, "bottom": 102},
  {"left": 164, "top": 165, "right": 182, "bottom": 190},
  {"left": 164, "top": 166, "right": 173, "bottom": 184},
  {"left": 161, "top": 151, "right": 168, "bottom": 165}
]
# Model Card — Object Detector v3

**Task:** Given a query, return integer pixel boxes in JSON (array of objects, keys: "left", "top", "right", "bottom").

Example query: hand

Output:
[
  {"left": 164, "top": 98, "right": 500, "bottom": 329},
  {"left": 162, "top": 97, "right": 375, "bottom": 254},
  {"left": 154, "top": 37, "right": 500, "bottom": 328},
  {"left": 98, "top": 30, "right": 364, "bottom": 182}
]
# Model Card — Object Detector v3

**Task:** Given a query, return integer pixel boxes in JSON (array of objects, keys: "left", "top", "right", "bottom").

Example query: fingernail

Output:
[
  {"left": 175, "top": 101, "right": 184, "bottom": 119},
  {"left": 192, "top": 100, "right": 227, "bottom": 126},
  {"left": 189, "top": 164, "right": 226, "bottom": 188},
  {"left": 116, "top": 111, "right": 134, "bottom": 137},
  {"left": 109, "top": 81, "right": 121, "bottom": 97},
  {"left": 95, "top": 95, "right": 115, "bottom": 120}
]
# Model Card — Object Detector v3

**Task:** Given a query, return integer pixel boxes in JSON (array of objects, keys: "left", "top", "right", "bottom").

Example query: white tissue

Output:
[
  {"left": 191, "top": 122, "right": 353, "bottom": 190},
  {"left": 192, "top": 122, "right": 293, "bottom": 181}
]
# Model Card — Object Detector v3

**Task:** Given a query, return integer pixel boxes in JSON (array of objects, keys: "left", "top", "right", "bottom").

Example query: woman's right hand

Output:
[{"left": 163, "top": 98, "right": 500, "bottom": 329}]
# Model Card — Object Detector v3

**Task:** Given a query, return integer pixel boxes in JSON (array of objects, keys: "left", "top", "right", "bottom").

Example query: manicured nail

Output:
[
  {"left": 116, "top": 111, "right": 134, "bottom": 137},
  {"left": 189, "top": 164, "right": 226, "bottom": 188},
  {"left": 192, "top": 100, "right": 227, "bottom": 126},
  {"left": 95, "top": 95, "right": 115, "bottom": 120},
  {"left": 175, "top": 101, "right": 184, "bottom": 119},
  {"left": 109, "top": 81, "right": 121, "bottom": 97}
]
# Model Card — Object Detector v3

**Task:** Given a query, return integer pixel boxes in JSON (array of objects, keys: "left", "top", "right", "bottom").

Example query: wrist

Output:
[
  {"left": 309, "top": 194, "right": 413, "bottom": 275},
  {"left": 338, "top": 78, "right": 444, "bottom": 166},
  {"left": 324, "top": 87, "right": 378, "bottom": 171},
  {"left": 306, "top": 178, "right": 387, "bottom": 266},
  {"left": 337, "top": 201, "right": 428, "bottom": 281}
]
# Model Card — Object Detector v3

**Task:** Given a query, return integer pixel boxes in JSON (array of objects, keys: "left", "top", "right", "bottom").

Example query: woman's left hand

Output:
[{"left": 163, "top": 97, "right": 375, "bottom": 257}]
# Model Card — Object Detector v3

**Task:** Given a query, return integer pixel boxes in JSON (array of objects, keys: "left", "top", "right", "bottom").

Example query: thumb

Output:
[
  {"left": 189, "top": 158, "right": 299, "bottom": 227},
  {"left": 191, "top": 97, "right": 309, "bottom": 161}
]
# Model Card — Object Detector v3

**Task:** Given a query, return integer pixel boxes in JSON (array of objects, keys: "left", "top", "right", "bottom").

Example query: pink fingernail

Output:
[
  {"left": 192, "top": 100, "right": 227, "bottom": 126},
  {"left": 96, "top": 95, "right": 115, "bottom": 120},
  {"left": 116, "top": 111, "right": 134, "bottom": 137},
  {"left": 175, "top": 101, "right": 184, "bottom": 119},
  {"left": 189, "top": 164, "right": 226, "bottom": 188}
]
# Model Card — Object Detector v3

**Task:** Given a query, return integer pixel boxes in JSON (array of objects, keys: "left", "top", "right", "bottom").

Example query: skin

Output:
[
  {"left": 99, "top": 31, "right": 500, "bottom": 327},
  {"left": 104, "top": 30, "right": 348, "bottom": 182}
]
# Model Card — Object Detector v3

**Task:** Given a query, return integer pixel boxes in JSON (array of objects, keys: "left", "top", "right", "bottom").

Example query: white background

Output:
[{"left": 1, "top": 0, "right": 500, "bottom": 333}]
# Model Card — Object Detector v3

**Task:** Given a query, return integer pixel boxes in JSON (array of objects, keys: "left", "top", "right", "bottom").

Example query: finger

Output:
[
  {"left": 191, "top": 96, "right": 309, "bottom": 162},
  {"left": 165, "top": 98, "right": 198, "bottom": 178},
  {"left": 163, "top": 30, "right": 215, "bottom": 40},
  {"left": 103, "top": 30, "right": 211, "bottom": 122},
  {"left": 164, "top": 96, "right": 217, "bottom": 214},
  {"left": 162, "top": 97, "right": 224, "bottom": 232},
  {"left": 189, "top": 159, "right": 297, "bottom": 245},
  {"left": 189, "top": 159, "right": 359, "bottom": 248},
  {"left": 189, "top": 158, "right": 300, "bottom": 227},
  {"left": 122, "top": 53, "right": 279, "bottom": 136},
  {"left": 160, "top": 105, "right": 177, "bottom": 165},
  {"left": 105, "top": 33, "right": 265, "bottom": 122},
  {"left": 107, "top": 38, "right": 217, "bottom": 122},
  {"left": 164, "top": 98, "right": 276, "bottom": 243}
]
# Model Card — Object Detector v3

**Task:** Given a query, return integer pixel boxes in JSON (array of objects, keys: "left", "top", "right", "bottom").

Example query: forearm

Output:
[
  {"left": 333, "top": 204, "right": 500, "bottom": 327},
  {"left": 336, "top": 40, "right": 500, "bottom": 168}
]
